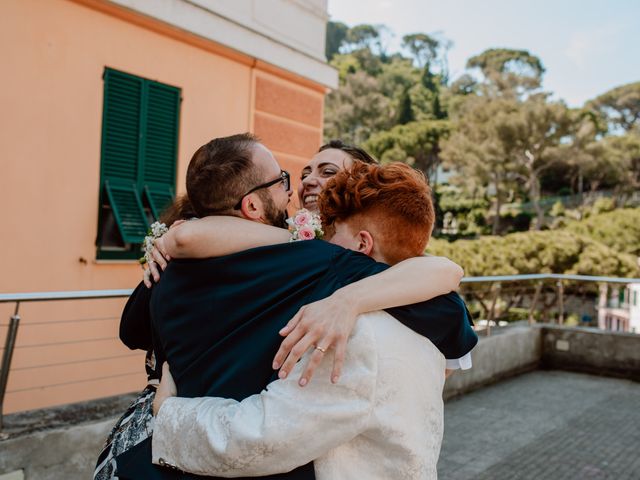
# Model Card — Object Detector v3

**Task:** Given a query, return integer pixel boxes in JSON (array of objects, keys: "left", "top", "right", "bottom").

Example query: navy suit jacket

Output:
[{"left": 116, "top": 240, "right": 477, "bottom": 479}]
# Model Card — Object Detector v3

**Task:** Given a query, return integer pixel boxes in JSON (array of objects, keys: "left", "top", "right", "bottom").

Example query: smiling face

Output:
[{"left": 298, "top": 148, "right": 354, "bottom": 212}]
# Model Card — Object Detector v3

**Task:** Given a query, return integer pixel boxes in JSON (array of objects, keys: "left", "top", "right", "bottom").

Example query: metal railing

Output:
[
  {"left": 459, "top": 274, "right": 640, "bottom": 336},
  {"left": 0, "top": 289, "right": 133, "bottom": 431},
  {"left": 1, "top": 274, "right": 639, "bottom": 429}
]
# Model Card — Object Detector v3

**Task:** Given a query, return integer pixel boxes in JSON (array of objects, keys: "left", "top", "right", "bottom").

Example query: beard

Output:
[{"left": 258, "top": 191, "right": 289, "bottom": 228}]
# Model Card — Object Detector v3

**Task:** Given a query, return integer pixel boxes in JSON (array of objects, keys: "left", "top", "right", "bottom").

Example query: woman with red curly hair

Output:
[{"left": 320, "top": 161, "right": 435, "bottom": 266}]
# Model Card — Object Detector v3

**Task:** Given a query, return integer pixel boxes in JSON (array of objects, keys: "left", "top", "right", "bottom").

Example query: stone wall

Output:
[
  {"left": 444, "top": 325, "right": 542, "bottom": 400},
  {"left": 541, "top": 325, "right": 640, "bottom": 380},
  {"left": 445, "top": 324, "right": 640, "bottom": 398}
]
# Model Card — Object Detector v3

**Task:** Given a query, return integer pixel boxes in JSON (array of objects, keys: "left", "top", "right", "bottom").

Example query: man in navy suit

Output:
[{"left": 115, "top": 134, "right": 477, "bottom": 479}]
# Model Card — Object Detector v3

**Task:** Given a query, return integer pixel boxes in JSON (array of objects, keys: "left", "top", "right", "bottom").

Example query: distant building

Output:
[
  {"left": 433, "top": 164, "right": 455, "bottom": 185},
  {"left": 0, "top": 0, "right": 336, "bottom": 413},
  {"left": 598, "top": 283, "right": 640, "bottom": 333}
]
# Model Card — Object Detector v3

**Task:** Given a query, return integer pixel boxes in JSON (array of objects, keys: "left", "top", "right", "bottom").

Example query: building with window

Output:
[
  {"left": 597, "top": 283, "right": 640, "bottom": 333},
  {"left": 0, "top": 0, "right": 336, "bottom": 413}
]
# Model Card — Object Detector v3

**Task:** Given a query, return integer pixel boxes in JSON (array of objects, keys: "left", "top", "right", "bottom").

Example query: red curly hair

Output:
[{"left": 319, "top": 162, "right": 435, "bottom": 264}]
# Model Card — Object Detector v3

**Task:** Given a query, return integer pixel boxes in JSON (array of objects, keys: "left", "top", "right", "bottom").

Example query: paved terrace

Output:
[
  {"left": 1, "top": 325, "right": 639, "bottom": 479},
  {"left": 439, "top": 370, "right": 640, "bottom": 480}
]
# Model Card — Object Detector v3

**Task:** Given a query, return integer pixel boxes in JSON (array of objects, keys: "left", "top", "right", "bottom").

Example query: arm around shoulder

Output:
[
  {"left": 164, "top": 216, "right": 290, "bottom": 259},
  {"left": 152, "top": 325, "right": 379, "bottom": 477},
  {"left": 119, "top": 282, "right": 153, "bottom": 351}
]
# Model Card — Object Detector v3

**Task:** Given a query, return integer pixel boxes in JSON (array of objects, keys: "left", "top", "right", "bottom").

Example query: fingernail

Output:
[
  {"left": 272, "top": 361, "right": 280, "bottom": 370},
  {"left": 279, "top": 370, "right": 288, "bottom": 379},
  {"left": 332, "top": 376, "right": 339, "bottom": 384},
  {"left": 299, "top": 378, "right": 307, "bottom": 386}
]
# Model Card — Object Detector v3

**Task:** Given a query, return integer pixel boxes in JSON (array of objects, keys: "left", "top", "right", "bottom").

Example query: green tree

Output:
[
  {"left": 503, "top": 95, "right": 573, "bottom": 229},
  {"left": 449, "top": 74, "right": 478, "bottom": 96},
  {"left": 428, "top": 229, "right": 638, "bottom": 278},
  {"left": 364, "top": 119, "right": 450, "bottom": 178},
  {"left": 558, "top": 109, "right": 607, "bottom": 196},
  {"left": 343, "top": 24, "right": 386, "bottom": 55},
  {"left": 441, "top": 95, "right": 520, "bottom": 234},
  {"left": 324, "top": 71, "right": 392, "bottom": 144},
  {"left": 566, "top": 208, "right": 640, "bottom": 256},
  {"left": 401, "top": 32, "right": 452, "bottom": 81},
  {"left": 467, "top": 48, "right": 545, "bottom": 98},
  {"left": 376, "top": 56, "right": 419, "bottom": 99},
  {"left": 587, "top": 81, "right": 640, "bottom": 133},
  {"left": 599, "top": 132, "right": 640, "bottom": 192},
  {"left": 402, "top": 33, "right": 439, "bottom": 69},
  {"left": 396, "top": 88, "right": 414, "bottom": 124},
  {"left": 325, "top": 21, "right": 349, "bottom": 61},
  {"left": 330, "top": 53, "right": 361, "bottom": 81}
]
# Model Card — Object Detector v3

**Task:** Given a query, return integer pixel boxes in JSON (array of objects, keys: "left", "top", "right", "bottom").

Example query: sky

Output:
[{"left": 327, "top": 0, "right": 640, "bottom": 107}]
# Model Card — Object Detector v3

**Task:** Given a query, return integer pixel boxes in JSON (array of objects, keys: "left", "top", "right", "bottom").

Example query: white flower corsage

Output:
[
  {"left": 139, "top": 221, "right": 169, "bottom": 265},
  {"left": 286, "top": 209, "right": 324, "bottom": 241}
]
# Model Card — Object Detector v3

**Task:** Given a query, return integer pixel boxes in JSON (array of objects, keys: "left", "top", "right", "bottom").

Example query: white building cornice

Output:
[{"left": 107, "top": 0, "right": 338, "bottom": 88}]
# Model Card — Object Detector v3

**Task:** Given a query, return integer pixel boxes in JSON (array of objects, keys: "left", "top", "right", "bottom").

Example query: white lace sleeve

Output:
[{"left": 152, "top": 325, "right": 378, "bottom": 477}]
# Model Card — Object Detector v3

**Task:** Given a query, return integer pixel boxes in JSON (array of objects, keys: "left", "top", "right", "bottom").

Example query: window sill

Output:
[{"left": 94, "top": 259, "right": 142, "bottom": 265}]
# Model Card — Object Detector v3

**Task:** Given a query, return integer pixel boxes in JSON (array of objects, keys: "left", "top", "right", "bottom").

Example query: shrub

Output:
[
  {"left": 549, "top": 201, "right": 565, "bottom": 218},
  {"left": 429, "top": 229, "right": 639, "bottom": 278},
  {"left": 591, "top": 197, "right": 615, "bottom": 214},
  {"left": 565, "top": 208, "right": 640, "bottom": 255}
]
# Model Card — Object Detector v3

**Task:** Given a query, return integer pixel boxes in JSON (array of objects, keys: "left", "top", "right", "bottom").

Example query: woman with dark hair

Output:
[
  {"left": 298, "top": 140, "right": 377, "bottom": 212},
  {"left": 93, "top": 196, "right": 194, "bottom": 480}
]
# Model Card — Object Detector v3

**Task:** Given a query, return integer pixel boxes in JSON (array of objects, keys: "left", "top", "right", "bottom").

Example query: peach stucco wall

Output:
[
  {"left": 253, "top": 67, "right": 325, "bottom": 209},
  {"left": 0, "top": 0, "right": 326, "bottom": 413}
]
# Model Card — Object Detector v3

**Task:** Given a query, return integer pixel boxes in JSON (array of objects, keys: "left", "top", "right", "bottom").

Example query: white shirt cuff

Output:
[{"left": 445, "top": 352, "right": 472, "bottom": 370}]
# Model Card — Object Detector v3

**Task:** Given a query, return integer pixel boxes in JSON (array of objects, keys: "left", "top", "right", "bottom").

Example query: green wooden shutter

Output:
[
  {"left": 143, "top": 82, "right": 180, "bottom": 219},
  {"left": 104, "top": 180, "right": 149, "bottom": 243},
  {"left": 101, "top": 69, "right": 149, "bottom": 242},
  {"left": 102, "top": 70, "right": 143, "bottom": 183},
  {"left": 145, "top": 184, "right": 175, "bottom": 219}
]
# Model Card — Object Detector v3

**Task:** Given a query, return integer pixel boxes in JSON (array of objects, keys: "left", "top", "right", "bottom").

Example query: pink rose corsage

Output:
[{"left": 287, "top": 209, "right": 324, "bottom": 242}]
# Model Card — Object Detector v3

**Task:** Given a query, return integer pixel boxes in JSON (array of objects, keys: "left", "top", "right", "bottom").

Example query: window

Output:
[
  {"left": 633, "top": 290, "right": 637, "bottom": 307},
  {"left": 96, "top": 68, "right": 181, "bottom": 259}
]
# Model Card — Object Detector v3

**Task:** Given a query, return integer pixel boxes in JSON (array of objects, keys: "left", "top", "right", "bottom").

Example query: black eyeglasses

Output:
[{"left": 234, "top": 170, "right": 290, "bottom": 210}]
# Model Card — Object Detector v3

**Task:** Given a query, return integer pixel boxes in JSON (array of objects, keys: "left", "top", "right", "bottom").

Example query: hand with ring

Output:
[{"left": 272, "top": 289, "right": 358, "bottom": 387}]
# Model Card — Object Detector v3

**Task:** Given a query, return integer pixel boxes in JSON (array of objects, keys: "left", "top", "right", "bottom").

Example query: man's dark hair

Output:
[
  {"left": 186, "top": 133, "right": 262, "bottom": 217},
  {"left": 318, "top": 139, "right": 379, "bottom": 165}
]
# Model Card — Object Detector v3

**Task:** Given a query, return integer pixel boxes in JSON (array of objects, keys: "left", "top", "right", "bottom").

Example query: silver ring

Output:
[{"left": 315, "top": 346, "right": 327, "bottom": 354}]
